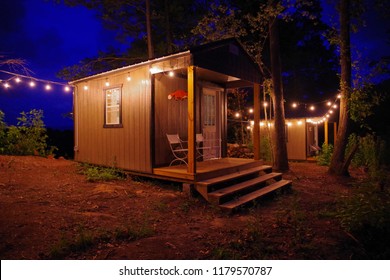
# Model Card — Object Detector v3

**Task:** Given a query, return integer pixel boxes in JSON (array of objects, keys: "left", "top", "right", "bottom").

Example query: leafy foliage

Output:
[
  {"left": 1, "top": 110, "right": 55, "bottom": 156},
  {"left": 337, "top": 183, "right": 390, "bottom": 259},
  {"left": 0, "top": 110, "right": 6, "bottom": 154},
  {"left": 317, "top": 143, "right": 333, "bottom": 166}
]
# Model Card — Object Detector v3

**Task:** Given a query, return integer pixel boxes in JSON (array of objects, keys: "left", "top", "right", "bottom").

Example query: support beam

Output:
[
  {"left": 187, "top": 66, "right": 196, "bottom": 175},
  {"left": 253, "top": 83, "right": 261, "bottom": 160},
  {"left": 324, "top": 120, "right": 328, "bottom": 145}
]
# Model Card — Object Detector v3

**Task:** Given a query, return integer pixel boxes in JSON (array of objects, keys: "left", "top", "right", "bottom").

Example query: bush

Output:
[
  {"left": 0, "top": 109, "right": 56, "bottom": 156},
  {"left": 337, "top": 183, "right": 390, "bottom": 259},
  {"left": 317, "top": 143, "right": 333, "bottom": 166},
  {"left": 0, "top": 110, "right": 6, "bottom": 154}
]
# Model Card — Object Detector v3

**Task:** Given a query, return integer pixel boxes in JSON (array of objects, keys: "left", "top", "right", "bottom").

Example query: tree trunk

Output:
[
  {"left": 269, "top": 11, "right": 289, "bottom": 171},
  {"left": 146, "top": 0, "right": 154, "bottom": 59},
  {"left": 164, "top": 0, "right": 173, "bottom": 54},
  {"left": 328, "top": 0, "right": 351, "bottom": 176}
]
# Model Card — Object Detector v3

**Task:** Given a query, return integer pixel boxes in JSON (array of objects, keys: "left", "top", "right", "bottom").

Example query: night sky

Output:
[{"left": 0, "top": 0, "right": 388, "bottom": 130}]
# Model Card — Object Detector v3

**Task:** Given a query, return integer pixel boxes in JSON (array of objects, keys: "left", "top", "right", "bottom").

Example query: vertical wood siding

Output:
[
  {"left": 74, "top": 66, "right": 152, "bottom": 173},
  {"left": 153, "top": 74, "right": 188, "bottom": 166}
]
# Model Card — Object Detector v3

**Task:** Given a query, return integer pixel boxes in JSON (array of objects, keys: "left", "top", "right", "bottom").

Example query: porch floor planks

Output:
[{"left": 153, "top": 158, "right": 264, "bottom": 181}]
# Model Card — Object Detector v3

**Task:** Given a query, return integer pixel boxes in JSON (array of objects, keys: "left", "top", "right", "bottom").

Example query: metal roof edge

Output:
[{"left": 69, "top": 50, "right": 191, "bottom": 84}]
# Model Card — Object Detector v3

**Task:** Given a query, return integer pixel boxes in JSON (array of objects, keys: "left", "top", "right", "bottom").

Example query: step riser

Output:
[
  {"left": 209, "top": 181, "right": 267, "bottom": 205},
  {"left": 220, "top": 180, "right": 293, "bottom": 211},
  {"left": 208, "top": 173, "right": 283, "bottom": 204},
  {"left": 196, "top": 160, "right": 266, "bottom": 181}
]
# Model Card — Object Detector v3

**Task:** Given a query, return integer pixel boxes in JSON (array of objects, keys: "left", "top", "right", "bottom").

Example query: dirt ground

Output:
[{"left": 0, "top": 155, "right": 366, "bottom": 260}]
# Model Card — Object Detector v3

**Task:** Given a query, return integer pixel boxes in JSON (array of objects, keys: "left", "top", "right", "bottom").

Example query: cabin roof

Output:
[{"left": 70, "top": 38, "right": 262, "bottom": 85}]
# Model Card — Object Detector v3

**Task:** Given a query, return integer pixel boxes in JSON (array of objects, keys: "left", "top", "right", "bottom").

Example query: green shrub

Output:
[
  {"left": 337, "top": 183, "right": 390, "bottom": 259},
  {"left": 260, "top": 134, "right": 272, "bottom": 162},
  {"left": 0, "top": 110, "right": 6, "bottom": 154},
  {"left": 1, "top": 109, "right": 56, "bottom": 156},
  {"left": 317, "top": 143, "right": 333, "bottom": 166}
]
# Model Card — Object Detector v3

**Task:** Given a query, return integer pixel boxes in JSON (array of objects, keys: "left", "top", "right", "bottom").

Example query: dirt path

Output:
[{"left": 0, "top": 156, "right": 361, "bottom": 259}]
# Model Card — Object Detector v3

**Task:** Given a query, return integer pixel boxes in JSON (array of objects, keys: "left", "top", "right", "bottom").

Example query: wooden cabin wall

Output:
[
  {"left": 259, "top": 119, "right": 306, "bottom": 161},
  {"left": 286, "top": 119, "right": 307, "bottom": 160},
  {"left": 154, "top": 74, "right": 189, "bottom": 166},
  {"left": 74, "top": 66, "right": 152, "bottom": 173}
]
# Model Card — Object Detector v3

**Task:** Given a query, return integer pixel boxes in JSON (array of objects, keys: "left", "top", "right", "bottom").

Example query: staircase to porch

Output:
[{"left": 195, "top": 160, "right": 292, "bottom": 211}]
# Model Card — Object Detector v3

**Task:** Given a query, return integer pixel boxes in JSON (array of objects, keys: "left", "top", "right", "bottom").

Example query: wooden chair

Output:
[{"left": 166, "top": 134, "right": 188, "bottom": 166}]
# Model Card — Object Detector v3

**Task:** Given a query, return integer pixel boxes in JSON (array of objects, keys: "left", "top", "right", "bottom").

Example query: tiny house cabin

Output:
[
  {"left": 70, "top": 38, "right": 264, "bottom": 178},
  {"left": 70, "top": 39, "right": 293, "bottom": 210}
]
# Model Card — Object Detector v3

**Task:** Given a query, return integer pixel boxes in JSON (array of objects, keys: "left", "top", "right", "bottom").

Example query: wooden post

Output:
[
  {"left": 324, "top": 120, "right": 328, "bottom": 145},
  {"left": 187, "top": 66, "right": 196, "bottom": 175},
  {"left": 253, "top": 83, "right": 261, "bottom": 160}
]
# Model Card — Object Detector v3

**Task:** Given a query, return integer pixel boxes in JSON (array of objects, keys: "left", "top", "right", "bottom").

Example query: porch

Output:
[{"left": 153, "top": 157, "right": 263, "bottom": 182}]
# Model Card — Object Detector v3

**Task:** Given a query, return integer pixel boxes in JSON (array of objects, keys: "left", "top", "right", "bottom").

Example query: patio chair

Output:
[
  {"left": 166, "top": 134, "right": 188, "bottom": 166},
  {"left": 196, "top": 133, "right": 211, "bottom": 160}
]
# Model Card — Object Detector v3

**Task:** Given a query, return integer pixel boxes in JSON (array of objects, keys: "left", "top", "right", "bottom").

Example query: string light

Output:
[
  {"left": 105, "top": 79, "right": 110, "bottom": 87},
  {"left": 0, "top": 70, "right": 72, "bottom": 92},
  {"left": 126, "top": 73, "right": 132, "bottom": 81},
  {"left": 168, "top": 71, "right": 175, "bottom": 77}
]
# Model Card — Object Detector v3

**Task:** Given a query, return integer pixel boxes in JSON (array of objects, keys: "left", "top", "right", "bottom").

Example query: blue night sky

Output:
[
  {"left": 0, "top": 0, "right": 389, "bottom": 130},
  {"left": 0, "top": 0, "right": 128, "bottom": 129}
]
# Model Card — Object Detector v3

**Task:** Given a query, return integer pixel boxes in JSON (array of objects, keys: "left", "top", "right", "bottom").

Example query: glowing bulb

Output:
[
  {"left": 4, "top": 82, "right": 10, "bottom": 88},
  {"left": 246, "top": 126, "right": 251, "bottom": 130},
  {"left": 105, "top": 80, "right": 110, "bottom": 87},
  {"left": 287, "top": 122, "right": 292, "bottom": 126},
  {"left": 337, "top": 94, "right": 342, "bottom": 99},
  {"left": 248, "top": 108, "right": 254, "bottom": 114},
  {"left": 263, "top": 102, "right": 268, "bottom": 107},
  {"left": 83, "top": 85, "right": 88, "bottom": 90},
  {"left": 329, "top": 110, "right": 333, "bottom": 114},
  {"left": 127, "top": 75, "right": 132, "bottom": 81},
  {"left": 297, "top": 121, "right": 303, "bottom": 125},
  {"left": 309, "top": 105, "right": 315, "bottom": 111},
  {"left": 292, "top": 102, "right": 298, "bottom": 108},
  {"left": 45, "top": 84, "right": 52, "bottom": 90},
  {"left": 29, "top": 81, "right": 36, "bottom": 87},
  {"left": 168, "top": 71, "right": 174, "bottom": 77},
  {"left": 235, "top": 112, "right": 240, "bottom": 118},
  {"left": 64, "top": 86, "right": 71, "bottom": 92},
  {"left": 327, "top": 101, "right": 332, "bottom": 106},
  {"left": 250, "top": 120, "right": 254, "bottom": 126},
  {"left": 15, "top": 77, "right": 21, "bottom": 83},
  {"left": 333, "top": 104, "right": 337, "bottom": 109}
]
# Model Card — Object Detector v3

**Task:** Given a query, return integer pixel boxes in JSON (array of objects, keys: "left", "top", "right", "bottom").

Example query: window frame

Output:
[{"left": 103, "top": 84, "right": 123, "bottom": 128}]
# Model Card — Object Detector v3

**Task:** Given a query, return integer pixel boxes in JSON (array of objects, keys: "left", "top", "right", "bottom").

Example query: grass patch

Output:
[{"left": 79, "top": 163, "right": 127, "bottom": 182}]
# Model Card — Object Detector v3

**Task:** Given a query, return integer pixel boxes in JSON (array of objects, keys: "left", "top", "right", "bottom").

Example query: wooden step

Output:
[
  {"left": 196, "top": 160, "right": 267, "bottom": 181},
  {"left": 208, "top": 172, "right": 282, "bottom": 204},
  {"left": 219, "top": 179, "right": 292, "bottom": 211},
  {"left": 197, "top": 165, "right": 272, "bottom": 188}
]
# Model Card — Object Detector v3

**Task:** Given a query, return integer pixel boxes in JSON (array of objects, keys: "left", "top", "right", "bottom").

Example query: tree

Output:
[
  {"left": 56, "top": 0, "right": 208, "bottom": 79},
  {"left": 268, "top": 0, "right": 289, "bottom": 171}
]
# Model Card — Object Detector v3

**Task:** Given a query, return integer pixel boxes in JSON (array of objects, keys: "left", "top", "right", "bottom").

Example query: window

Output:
[{"left": 104, "top": 86, "right": 122, "bottom": 127}]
